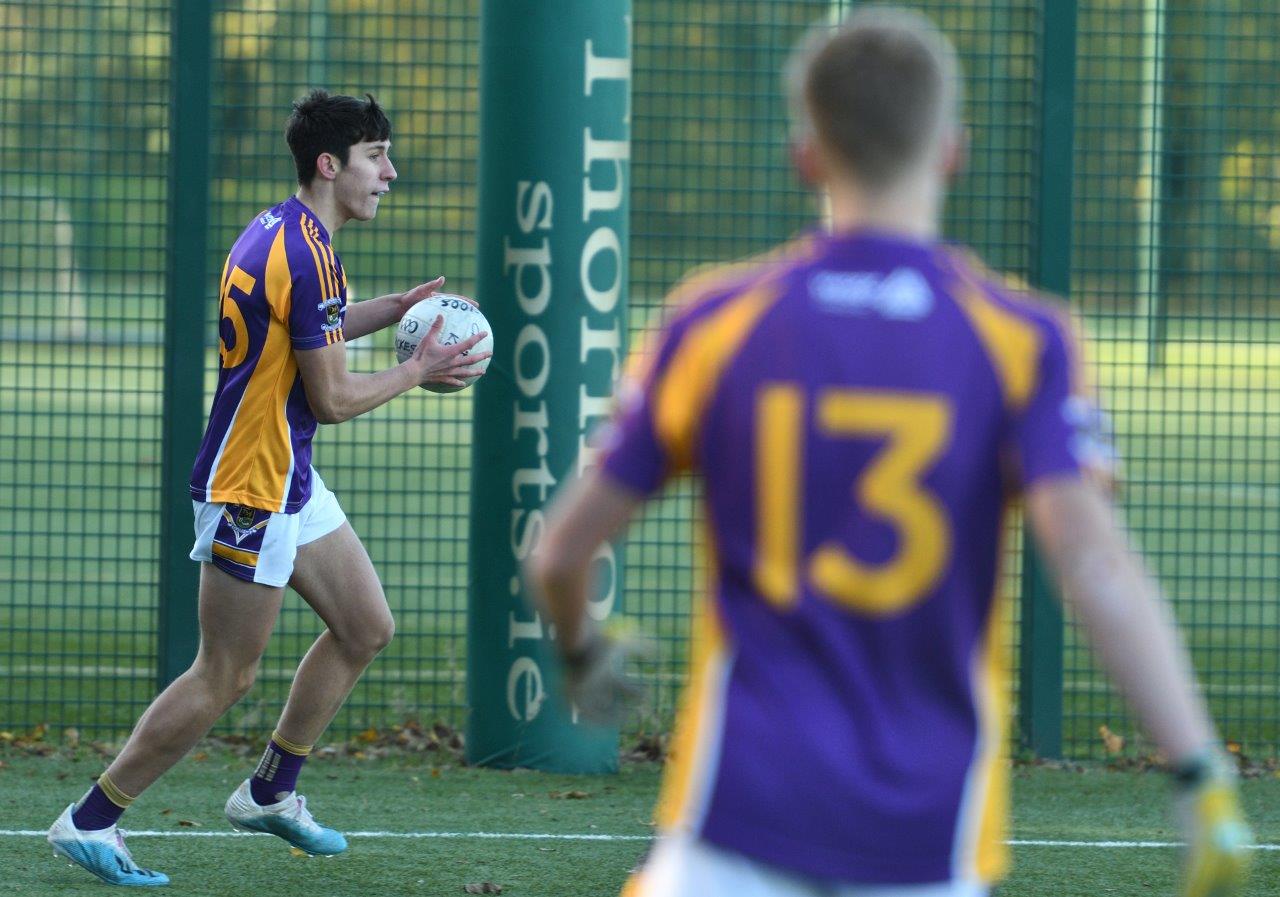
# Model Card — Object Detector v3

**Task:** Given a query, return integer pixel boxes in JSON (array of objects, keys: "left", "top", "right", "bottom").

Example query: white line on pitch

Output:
[
  {"left": 1010, "top": 839, "right": 1279, "bottom": 850},
  {"left": 10, "top": 829, "right": 649, "bottom": 841},
  {"left": 4, "top": 830, "right": 1279, "bottom": 849}
]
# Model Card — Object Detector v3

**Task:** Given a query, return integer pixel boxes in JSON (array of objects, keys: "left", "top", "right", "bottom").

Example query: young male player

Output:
[
  {"left": 47, "top": 90, "right": 489, "bottom": 886},
  {"left": 527, "top": 9, "right": 1252, "bottom": 897}
]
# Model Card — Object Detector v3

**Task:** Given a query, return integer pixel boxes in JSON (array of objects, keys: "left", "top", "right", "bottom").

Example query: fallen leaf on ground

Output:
[{"left": 549, "top": 790, "right": 590, "bottom": 800}]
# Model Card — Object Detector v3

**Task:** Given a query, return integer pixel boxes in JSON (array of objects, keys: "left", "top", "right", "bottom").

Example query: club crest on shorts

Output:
[{"left": 223, "top": 505, "right": 270, "bottom": 545}]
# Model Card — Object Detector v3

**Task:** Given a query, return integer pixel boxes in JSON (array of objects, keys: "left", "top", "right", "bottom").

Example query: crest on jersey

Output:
[
  {"left": 259, "top": 210, "right": 283, "bottom": 230},
  {"left": 222, "top": 506, "right": 270, "bottom": 545},
  {"left": 317, "top": 296, "right": 343, "bottom": 331}
]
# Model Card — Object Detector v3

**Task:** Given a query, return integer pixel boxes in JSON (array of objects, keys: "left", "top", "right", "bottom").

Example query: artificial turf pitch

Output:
[{"left": 1, "top": 746, "right": 1277, "bottom": 897}]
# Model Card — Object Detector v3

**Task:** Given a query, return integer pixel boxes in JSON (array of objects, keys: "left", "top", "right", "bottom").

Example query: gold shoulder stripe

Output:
[
  {"left": 318, "top": 237, "right": 341, "bottom": 299},
  {"left": 299, "top": 214, "right": 337, "bottom": 300},
  {"left": 662, "top": 234, "right": 816, "bottom": 314},
  {"left": 653, "top": 283, "right": 784, "bottom": 470},
  {"left": 626, "top": 237, "right": 815, "bottom": 435},
  {"left": 310, "top": 217, "right": 338, "bottom": 299},
  {"left": 950, "top": 265, "right": 1044, "bottom": 412},
  {"left": 948, "top": 249, "right": 1096, "bottom": 412}
]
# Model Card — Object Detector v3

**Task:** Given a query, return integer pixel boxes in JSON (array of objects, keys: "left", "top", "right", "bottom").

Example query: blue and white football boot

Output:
[
  {"left": 224, "top": 779, "right": 348, "bottom": 856},
  {"left": 47, "top": 803, "right": 169, "bottom": 887}
]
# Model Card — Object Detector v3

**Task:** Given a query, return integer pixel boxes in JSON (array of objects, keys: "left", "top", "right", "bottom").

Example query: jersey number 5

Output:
[
  {"left": 754, "top": 384, "right": 953, "bottom": 616},
  {"left": 219, "top": 265, "right": 257, "bottom": 369}
]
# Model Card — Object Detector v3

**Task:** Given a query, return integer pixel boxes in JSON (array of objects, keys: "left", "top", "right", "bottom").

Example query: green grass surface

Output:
[{"left": 1, "top": 748, "right": 1278, "bottom": 896}]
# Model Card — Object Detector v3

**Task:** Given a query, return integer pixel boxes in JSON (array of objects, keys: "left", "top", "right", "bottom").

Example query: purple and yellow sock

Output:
[
  {"left": 71, "top": 773, "right": 133, "bottom": 831},
  {"left": 249, "top": 730, "right": 312, "bottom": 806}
]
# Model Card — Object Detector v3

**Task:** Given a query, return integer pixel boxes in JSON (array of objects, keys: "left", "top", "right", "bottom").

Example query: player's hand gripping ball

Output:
[{"left": 395, "top": 294, "right": 494, "bottom": 393}]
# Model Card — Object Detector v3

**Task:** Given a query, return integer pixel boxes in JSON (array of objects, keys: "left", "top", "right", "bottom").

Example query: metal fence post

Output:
[
  {"left": 1019, "top": 0, "right": 1077, "bottom": 759},
  {"left": 158, "top": 0, "right": 212, "bottom": 689}
]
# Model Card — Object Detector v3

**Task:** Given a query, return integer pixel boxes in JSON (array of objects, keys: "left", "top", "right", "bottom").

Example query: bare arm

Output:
[
  {"left": 343, "top": 293, "right": 410, "bottom": 341},
  {"left": 1025, "top": 476, "right": 1216, "bottom": 763},
  {"left": 525, "top": 467, "right": 645, "bottom": 654},
  {"left": 295, "top": 315, "right": 490, "bottom": 423},
  {"left": 343, "top": 276, "right": 447, "bottom": 341}
]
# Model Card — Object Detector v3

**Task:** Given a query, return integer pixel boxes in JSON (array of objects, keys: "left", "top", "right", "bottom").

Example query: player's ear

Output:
[
  {"left": 941, "top": 126, "right": 968, "bottom": 182},
  {"left": 790, "top": 137, "right": 823, "bottom": 188},
  {"left": 315, "top": 152, "right": 341, "bottom": 182}
]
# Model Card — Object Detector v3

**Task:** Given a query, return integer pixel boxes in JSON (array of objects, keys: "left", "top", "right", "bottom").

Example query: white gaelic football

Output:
[{"left": 395, "top": 294, "right": 494, "bottom": 393}]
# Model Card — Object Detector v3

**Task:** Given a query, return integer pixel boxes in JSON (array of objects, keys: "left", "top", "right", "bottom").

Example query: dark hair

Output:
[
  {"left": 284, "top": 90, "right": 392, "bottom": 186},
  {"left": 788, "top": 7, "right": 959, "bottom": 188}
]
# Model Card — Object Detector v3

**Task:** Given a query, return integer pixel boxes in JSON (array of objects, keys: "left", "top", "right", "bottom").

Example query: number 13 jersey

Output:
[
  {"left": 190, "top": 197, "right": 347, "bottom": 513},
  {"left": 599, "top": 230, "right": 1111, "bottom": 887}
]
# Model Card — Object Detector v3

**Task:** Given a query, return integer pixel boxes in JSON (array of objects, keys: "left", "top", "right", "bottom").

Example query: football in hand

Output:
[{"left": 395, "top": 294, "right": 493, "bottom": 393}]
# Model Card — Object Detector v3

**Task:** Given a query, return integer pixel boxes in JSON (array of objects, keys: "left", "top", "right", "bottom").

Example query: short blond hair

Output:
[{"left": 787, "top": 6, "right": 961, "bottom": 188}]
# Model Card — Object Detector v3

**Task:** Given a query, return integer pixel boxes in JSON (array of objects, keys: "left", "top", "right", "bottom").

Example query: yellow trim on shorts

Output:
[{"left": 212, "top": 541, "right": 259, "bottom": 568}]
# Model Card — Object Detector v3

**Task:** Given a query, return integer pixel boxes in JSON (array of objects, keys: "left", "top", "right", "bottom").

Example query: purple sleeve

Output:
[
  {"left": 1010, "top": 317, "right": 1113, "bottom": 489},
  {"left": 288, "top": 244, "right": 346, "bottom": 351},
  {"left": 598, "top": 327, "right": 683, "bottom": 497}
]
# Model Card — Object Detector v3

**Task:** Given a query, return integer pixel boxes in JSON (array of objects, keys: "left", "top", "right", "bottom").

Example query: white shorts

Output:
[
  {"left": 189, "top": 468, "right": 347, "bottom": 588},
  {"left": 623, "top": 836, "right": 989, "bottom": 897}
]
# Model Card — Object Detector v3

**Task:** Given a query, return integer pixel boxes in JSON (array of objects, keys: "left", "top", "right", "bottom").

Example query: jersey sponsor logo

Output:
[
  {"left": 809, "top": 268, "right": 934, "bottom": 320},
  {"left": 222, "top": 505, "right": 270, "bottom": 545},
  {"left": 259, "top": 210, "right": 283, "bottom": 230}
]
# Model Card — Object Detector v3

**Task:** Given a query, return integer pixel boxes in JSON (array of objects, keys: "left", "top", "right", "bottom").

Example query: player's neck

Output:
[
  {"left": 823, "top": 179, "right": 940, "bottom": 241},
  {"left": 294, "top": 186, "right": 349, "bottom": 236}
]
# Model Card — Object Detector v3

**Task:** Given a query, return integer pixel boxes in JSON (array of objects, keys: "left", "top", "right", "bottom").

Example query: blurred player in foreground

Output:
[
  {"left": 527, "top": 8, "right": 1251, "bottom": 897},
  {"left": 47, "top": 90, "right": 489, "bottom": 886}
]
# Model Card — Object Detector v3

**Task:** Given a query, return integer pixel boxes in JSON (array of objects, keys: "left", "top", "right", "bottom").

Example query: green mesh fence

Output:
[
  {"left": 0, "top": 1, "right": 169, "bottom": 735},
  {"left": 1068, "top": 0, "right": 1280, "bottom": 760},
  {"left": 0, "top": 1, "right": 1276, "bottom": 760}
]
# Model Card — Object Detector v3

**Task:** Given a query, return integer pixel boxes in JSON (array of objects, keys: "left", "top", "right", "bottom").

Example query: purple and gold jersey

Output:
[
  {"left": 600, "top": 231, "right": 1105, "bottom": 886},
  {"left": 190, "top": 197, "right": 347, "bottom": 513}
]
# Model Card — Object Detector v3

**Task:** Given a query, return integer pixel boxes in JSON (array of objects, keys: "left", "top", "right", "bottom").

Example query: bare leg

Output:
[
  {"left": 273, "top": 522, "right": 394, "bottom": 745},
  {"left": 104, "top": 565, "right": 284, "bottom": 796}
]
